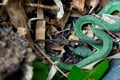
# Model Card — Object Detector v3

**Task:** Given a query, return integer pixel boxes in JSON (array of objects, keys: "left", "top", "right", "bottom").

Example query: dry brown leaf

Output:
[
  {"left": 6, "top": 0, "right": 41, "bottom": 57},
  {"left": 53, "top": 0, "right": 64, "bottom": 19},
  {"left": 36, "top": 1, "right": 46, "bottom": 47},
  {"left": 95, "top": 0, "right": 109, "bottom": 13},
  {"left": 89, "top": 0, "right": 99, "bottom": 13},
  {"left": 72, "top": 0, "right": 85, "bottom": 12},
  {"left": 68, "top": 31, "right": 79, "bottom": 40},
  {"left": 52, "top": 45, "right": 63, "bottom": 51},
  {"left": 5, "top": 0, "right": 36, "bottom": 50},
  {"left": 50, "top": 25, "right": 59, "bottom": 34},
  {"left": 49, "top": 19, "right": 61, "bottom": 26},
  {"left": 51, "top": 43, "right": 63, "bottom": 51},
  {"left": 100, "top": 0, "right": 109, "bottom": 8}
]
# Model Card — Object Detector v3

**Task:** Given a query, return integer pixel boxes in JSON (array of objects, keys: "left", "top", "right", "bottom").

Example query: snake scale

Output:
[{"left": 51, "top": 0, "right": 120, "bottom": 71}]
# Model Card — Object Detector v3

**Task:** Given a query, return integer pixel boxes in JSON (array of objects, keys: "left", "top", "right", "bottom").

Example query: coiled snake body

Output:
[{"left": 51, "top": 0, "right": 120, "bottom": 71}]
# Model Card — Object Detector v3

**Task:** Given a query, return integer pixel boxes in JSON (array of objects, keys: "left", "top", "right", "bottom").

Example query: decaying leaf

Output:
[
  {"left": 51, "top": 43, "right": 63, "bottom": 51},
  {"left": 95, "top": 0, "right": 109, "bottom": 13},
  {"left": 99, "top": 0, "right": 109, "bottom": 8},
  {"left": 1, "top": 0, "right": 120, "bottom": 80},
  {"left": 68, "top": 31, "right": 79, "bottom": 40},
  {"left": 72, "top": 0, "right": 85, "bottom": 12},
  {"left": 53, "top": 0, "right": 64, "bottom": 19},
  {"left": 51, "top": 25, "right": 59, "bottom": 34},
  {"left": 36, "top": 0, "right": 46, "bottom": 47},
  {"left": 49, "top": 19, "right": 61, "bottom": 26},
  {"left": 5, "top": 0, "right": 28, "bottom": 34},
  {"left": 89, "top": 0, "right": 99, "bottom": 13}
]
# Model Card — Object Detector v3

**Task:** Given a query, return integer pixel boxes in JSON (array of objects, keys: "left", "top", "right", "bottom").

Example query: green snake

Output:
[{"left": 51, "top": 0, "right": 120, "bottom": 71}]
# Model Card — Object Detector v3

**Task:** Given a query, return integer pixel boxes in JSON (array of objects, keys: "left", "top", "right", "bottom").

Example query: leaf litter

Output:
[{"left": 0, "top": 0, "right": 120, "bottom": 80}]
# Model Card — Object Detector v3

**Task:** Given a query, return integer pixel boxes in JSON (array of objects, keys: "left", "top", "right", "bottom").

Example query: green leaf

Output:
[
  {"left": 85, "top": 59, "right": 109, "bottom": 80},
  {"left": 67, "top": 66, "right": 91, "bottom": 80},
  {"left": 67, "top": 59, "right": 109, "bottom": 80},
  {"left": 32, "top": 61, "right": 49, "bottom": 80},
  {"left": 52, "top": 71, "right": 61, "bottom": 80}
]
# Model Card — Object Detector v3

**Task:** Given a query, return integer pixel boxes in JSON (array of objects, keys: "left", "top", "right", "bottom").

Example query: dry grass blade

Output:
[
  {"left": 35, "top": 43, "right": 67, "bottom": 78},
  {"left": 36, "top": 1, "right": 46, "bottom": 47}
]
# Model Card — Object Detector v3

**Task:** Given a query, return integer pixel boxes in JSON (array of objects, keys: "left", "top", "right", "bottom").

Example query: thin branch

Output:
[
  {"left": 36, "top": 39, "right": 102, "bottom": 45},
  {"left": 35, "top": 43, "right": 67, "bottom": 77},
  {"left": 28, "top": 18, "right": 45, "bottom": 29},
  {"left": 35, "top": 43, "right": 53, "bottom": 64},
  {"left": 25, "top": 3, "right": 59, "bottom": 12},
  {"left": 55, "top": 65, "right": 67, "bottom": 77}
]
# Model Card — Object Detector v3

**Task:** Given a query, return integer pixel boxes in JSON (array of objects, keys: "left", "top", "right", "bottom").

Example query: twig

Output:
[
  {"left": 35, "top": 43, "right": 67, "bottom": 77},
  {"left": 35, "top": 43, "right": 53, "bottom": 64},
  {"left": 55, "top": 65, "right": 67, "bottom": 77},
  {"left": 28, "top": 18, "right": 45, "bottom": 29},
  {"left": 36, "top": 39, "right": 102, "bottom": 45},
  {"left": 50, "top": 28, "right": 70, "bottom": 35},
  {"left": 25, "top": 3, "right": 59, "bottom": 12},
  {"left": 61, "top": 7, "right": 72, "bottom": 29}
]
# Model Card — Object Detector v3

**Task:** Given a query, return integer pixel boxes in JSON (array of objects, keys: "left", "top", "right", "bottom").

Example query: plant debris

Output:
[{"left": 0, "top": 0, "right": 120, "bottom": 80}]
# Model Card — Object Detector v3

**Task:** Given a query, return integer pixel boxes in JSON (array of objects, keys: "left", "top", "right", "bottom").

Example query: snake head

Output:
[{"left": 74, "top": 46, "right": 93, "bottom": 58}]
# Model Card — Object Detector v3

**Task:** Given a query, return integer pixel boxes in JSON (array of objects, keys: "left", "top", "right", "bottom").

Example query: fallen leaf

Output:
[
  {"left": 36, "top": 1, "right": 46, "bottom": 47},
  {"left": 49, "top": 19, "right": 61, "bottom": 26},
  {"left": 53, "top": 0, "right": 64, "bottom": 19},
  {"left": 96, "top": 0, "right": 109, "bottom": 12},
  {"left": 32, "top": 61, "right": 49, "bottom": 80},
  {"left": 67, "top": 66, "right": 91, "bottom": 80},
  {"left": 100, "top": 0, "right": 109, "bottom": 8},
  {"left": 67, "top": 59, "right": 109, "bottom": 80},
  {"left": 51, "top": 25, "right": 59, "bottom": 34},
  {"left": 51, "top": 44, "right": 63, "bottom": 51},
  {"left": 89, "top": 0, "right": 100, "bottom": 13},
  {"left": 68, "top": 31, "right": 79, "bottom": 40},
  {"left": 72, "top": 0, "right": 85, "bottom": 12}
]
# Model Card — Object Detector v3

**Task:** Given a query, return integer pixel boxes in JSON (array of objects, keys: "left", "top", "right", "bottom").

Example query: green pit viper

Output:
[{"left": 51, "top": 0, "right": 120, "bottom": 71}]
